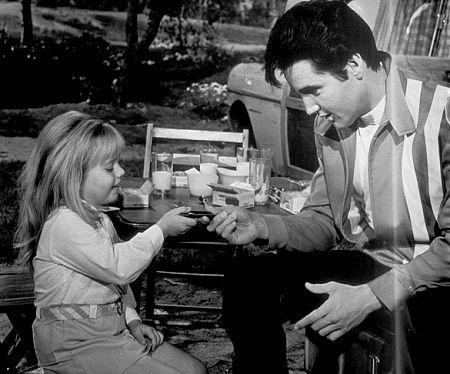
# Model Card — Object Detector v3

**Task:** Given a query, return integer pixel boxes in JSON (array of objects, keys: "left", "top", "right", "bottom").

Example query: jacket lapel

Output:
[{"left": 319, "top": 125, "right": 356, "bottom": 232}]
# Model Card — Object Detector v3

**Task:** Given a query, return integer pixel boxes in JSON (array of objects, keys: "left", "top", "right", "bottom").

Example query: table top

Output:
[
  {"left": 108, "top": 177, "right": 290, "bottom": 246},
  {"left": 116, "top": 177, "right": 287, "bottom": 225}
]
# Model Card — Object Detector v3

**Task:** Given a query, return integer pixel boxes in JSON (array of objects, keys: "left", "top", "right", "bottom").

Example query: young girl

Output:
[{"left": 15, "top": 111, "right": 208, "bottom": 374}]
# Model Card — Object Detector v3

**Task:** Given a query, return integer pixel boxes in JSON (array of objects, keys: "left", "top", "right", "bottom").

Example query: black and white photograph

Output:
[{"left": 1, "top": 1, "right": 449, "bottom": 373}]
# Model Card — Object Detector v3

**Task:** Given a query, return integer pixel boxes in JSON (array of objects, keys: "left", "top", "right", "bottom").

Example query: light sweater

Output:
[{"left": 33, "top": 207, "right": 164, "bottom": 323}]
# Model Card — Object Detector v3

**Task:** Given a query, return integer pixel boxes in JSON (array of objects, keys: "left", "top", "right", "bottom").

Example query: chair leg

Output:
[
  {"left": 0, "top": 306, "right": 37, "bottom": 374},
  {"left": 145, "top": 263, "right": 157, "bottom": 320}
]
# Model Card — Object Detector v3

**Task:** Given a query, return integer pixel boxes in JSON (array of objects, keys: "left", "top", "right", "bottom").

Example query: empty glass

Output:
[
  {"left": 236, "top": 147, "right": 254, "bottom": 175},
  {"left": 249, "top": 148, "right": 273, "bottom": 205}
]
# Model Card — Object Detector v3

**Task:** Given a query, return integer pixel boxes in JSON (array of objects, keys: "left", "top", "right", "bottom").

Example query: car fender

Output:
[{"left": 227, "top": 62, "right": 289, "bottom": 176}]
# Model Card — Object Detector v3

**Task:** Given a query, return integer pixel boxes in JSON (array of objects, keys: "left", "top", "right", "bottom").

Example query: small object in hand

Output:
[{"left": 180, "top": 211, "right": 214, "bottom": 219}]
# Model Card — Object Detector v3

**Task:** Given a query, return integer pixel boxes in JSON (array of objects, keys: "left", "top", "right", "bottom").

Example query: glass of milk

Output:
[
  {"left": 151, "top": 152, "right": 173, "bottom": 196},
  {"left": 200, "top": 148, "right": 219, "bottom": 175}
]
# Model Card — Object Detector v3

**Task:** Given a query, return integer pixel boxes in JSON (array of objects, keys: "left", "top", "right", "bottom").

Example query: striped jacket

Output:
[{"left": 264, "top": 54, "right": 450, "bottom": 311}]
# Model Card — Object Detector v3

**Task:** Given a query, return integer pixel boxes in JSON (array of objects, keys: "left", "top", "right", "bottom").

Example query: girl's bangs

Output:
[{"left": 89, "top": 125, "right": 125, "bottom": 166}]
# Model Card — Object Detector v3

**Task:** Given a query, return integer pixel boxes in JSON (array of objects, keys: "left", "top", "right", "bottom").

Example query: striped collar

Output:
[
  {"left": 381, "top": 53, "right": 416, "bottom": 136},
  {"left": 314, "top": 52, "right": 417, "bottom": 138}
]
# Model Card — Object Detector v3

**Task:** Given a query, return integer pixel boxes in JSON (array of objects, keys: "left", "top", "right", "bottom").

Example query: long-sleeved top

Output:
[
  {"left": 263, "top": 53, "right": 450, "bottom": 311},
  {"left": 33, "top": 207, "right": 164, "bottom": 320}
]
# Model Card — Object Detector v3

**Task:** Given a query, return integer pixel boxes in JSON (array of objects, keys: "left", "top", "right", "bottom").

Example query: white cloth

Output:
[
  {"left": 33, "top": 207, "right": 164, "bottom": 323},
  {"left": 350, "top": 96, "right": 386, "bottom": 234}
]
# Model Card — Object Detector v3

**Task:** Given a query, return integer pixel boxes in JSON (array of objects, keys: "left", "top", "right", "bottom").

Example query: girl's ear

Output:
[{"left": 346, "top": 54, "right": 364, "bottom": 80}]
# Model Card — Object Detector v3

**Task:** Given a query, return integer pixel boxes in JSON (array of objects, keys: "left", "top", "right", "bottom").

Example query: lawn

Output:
[{"left": 0, "top": 2, "right": 270, "bottom": 48}]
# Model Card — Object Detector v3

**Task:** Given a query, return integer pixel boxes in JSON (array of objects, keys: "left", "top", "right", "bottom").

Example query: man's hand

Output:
[
  {"left": 205, "top": 205, "right": 268, "bottom": 245},
  {"left": 294, "top": 282, "right": 382, "bottom": 341},
  {"left": 128, "top": 320, "right": 164, "bottom": 351}
]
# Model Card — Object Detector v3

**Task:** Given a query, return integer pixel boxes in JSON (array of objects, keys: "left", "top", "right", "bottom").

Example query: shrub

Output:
[
  {"left": 118, "top": 17, "right": 232, "bottom": 105},
  {"left": 148, "top": 17, "right": 232, "bottom": 81},
  {"left": 0, "top": 16, "right": 232, "bottom": 109},
  {"left": 0, "top": 30, "right": 121, "bottom": 109},
  {"left": 180, "top": 81, "right": 228, "bottom": 119}
]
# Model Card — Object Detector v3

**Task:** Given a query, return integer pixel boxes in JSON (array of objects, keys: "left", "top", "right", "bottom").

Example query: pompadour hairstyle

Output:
[{"left": 264, "top": 0, "right": 383, "bottom": 87}]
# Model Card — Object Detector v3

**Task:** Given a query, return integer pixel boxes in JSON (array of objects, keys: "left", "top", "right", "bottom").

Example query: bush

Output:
[
  {"left": 0, "top": 30, "right": 121, "bottom": 109},
  {"left": 180, "top": 82, "right": 228, "bottom": 119},
  {"left": 0, "top": 17, "right": 232, "bottom": 108},
  {"left": 117, "top": 17, "right": 232, "bottom": 105},
  {"left": 147, "top": 17, "right": 232, "bottom": 81}
]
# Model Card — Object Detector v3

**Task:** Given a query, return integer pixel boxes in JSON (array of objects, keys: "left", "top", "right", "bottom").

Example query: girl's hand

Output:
[
  {"left": 128, "top": 319, "right": 164, "bottom": 352},
  {"left": 156, "top": 206, "right": 197, "bottom": 238}
]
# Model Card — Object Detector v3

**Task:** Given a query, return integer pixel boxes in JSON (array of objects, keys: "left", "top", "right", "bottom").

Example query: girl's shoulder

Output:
[
  {"left": 46, "top": 207, "right": 92, "bottom": 233},
  {"left": 48, "top": 206, "right": 78, "bottom": 220}
]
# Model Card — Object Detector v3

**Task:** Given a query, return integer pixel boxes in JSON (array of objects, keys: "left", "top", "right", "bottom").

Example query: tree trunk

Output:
[
  {"left": 21, "top": 0, "right": 33, "bottom": 46},
  {"left": 114, "top": 0, "right": 140, "bottom": 107},
  {"left": 136, "top": 6, "right": 166, "bottom": 57},
  {"left": 137, "top": 0, "right": 184, "bottom": 57},
  {"left": 115, "top": 0, "right": 181, "bottom": 107}
]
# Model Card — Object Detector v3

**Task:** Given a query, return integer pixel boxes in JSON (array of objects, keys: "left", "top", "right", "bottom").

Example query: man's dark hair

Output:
[{"left": 264, "top": 0, "right": 383, "bottom": 87}]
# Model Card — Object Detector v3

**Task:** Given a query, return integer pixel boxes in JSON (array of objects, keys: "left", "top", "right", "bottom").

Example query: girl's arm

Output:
[{"left": 45, "top": 209, "right": 164, "bottom": 284}]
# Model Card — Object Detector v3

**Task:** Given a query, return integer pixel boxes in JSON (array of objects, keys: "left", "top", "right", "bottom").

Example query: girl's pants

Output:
[{"left": 33, "top": 308, "right": 205, "bottom": 373}]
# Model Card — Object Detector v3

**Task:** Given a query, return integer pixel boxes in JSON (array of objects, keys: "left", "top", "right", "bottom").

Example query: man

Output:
[{"left": 206, "top": 1, "right": 450, "bottom": 373}]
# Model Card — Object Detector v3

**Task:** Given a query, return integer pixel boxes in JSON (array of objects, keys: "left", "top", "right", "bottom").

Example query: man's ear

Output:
[{"left": 346, "top": 54, "right": 364, "bottom": 80}]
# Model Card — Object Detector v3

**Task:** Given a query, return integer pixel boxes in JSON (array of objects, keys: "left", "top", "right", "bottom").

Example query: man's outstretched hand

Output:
[
  {"left": 294, "top": 282, "right": 382, "bottom": 341},
  {"left": 205, "top": 205, "right": 268, "bottom": 245}
]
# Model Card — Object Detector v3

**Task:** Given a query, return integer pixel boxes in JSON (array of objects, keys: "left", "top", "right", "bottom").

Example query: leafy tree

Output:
[{"left": 115, "top": 0, "right": 184, "bottom": 106}]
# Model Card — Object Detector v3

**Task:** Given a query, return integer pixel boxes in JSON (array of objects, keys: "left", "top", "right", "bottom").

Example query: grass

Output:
[
  {"left": 0, "top": 102, "right": 230, "bottom": 139},
  {"left": 0, "top": 2, "right": 270, "bottom": 47}
]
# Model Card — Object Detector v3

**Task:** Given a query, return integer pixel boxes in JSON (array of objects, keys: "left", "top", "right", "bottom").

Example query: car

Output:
[{"left": 226, "top": 0, "right": 450, "bottom": 180}]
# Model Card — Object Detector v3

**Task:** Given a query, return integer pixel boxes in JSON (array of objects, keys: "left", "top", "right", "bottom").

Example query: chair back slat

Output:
[{"left": 143, "top": 123, "right": 248, "bottom": 178}]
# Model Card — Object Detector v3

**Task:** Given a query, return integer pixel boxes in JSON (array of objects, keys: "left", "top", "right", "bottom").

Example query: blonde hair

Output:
[{"left": 15, "top": 111, "right": 125, "bottom": 270}]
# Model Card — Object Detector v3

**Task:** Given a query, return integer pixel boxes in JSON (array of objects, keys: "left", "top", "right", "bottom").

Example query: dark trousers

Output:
[{"left": 222, "top": 248, "right": 450, "bottom": 374}]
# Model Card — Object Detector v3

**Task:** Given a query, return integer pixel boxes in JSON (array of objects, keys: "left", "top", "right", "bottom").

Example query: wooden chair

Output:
[
  {"left": 138, "top": 123, "right": 249, "bottom": 325},
  {"left": 142, "top": 123, "right": 249, "bottom": 177},
  {"left": 0, "top": 270, "right": 38, "bottom": 373}
]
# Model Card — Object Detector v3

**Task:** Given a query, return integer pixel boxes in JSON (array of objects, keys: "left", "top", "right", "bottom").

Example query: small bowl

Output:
[
  {"left": 187, "top": 172, "right": 219, "bottom": 197},
  {"left": 217, "top": 167, "right": 248, "bottom": 187}
]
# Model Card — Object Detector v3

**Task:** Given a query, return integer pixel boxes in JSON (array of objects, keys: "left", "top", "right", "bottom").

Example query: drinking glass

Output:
[
  {"left": 151, "top": 152, "right": 173, "bottom": 196},
  {"left": 249, "top": 148, "right": 273, "bottom": 205},
  {"left": 236, "top": 147, "right": 254, "bottom": 175},
  {"left": 200, "top": 148, "right": 219, "bottom": 175}
]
